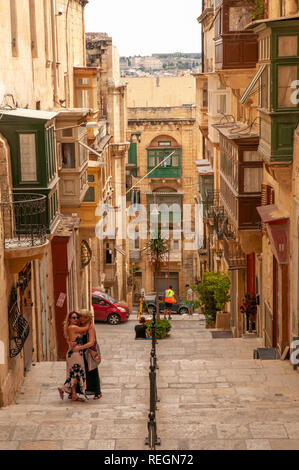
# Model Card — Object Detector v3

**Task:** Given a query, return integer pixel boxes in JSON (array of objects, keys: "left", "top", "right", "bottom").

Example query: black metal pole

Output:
[{"left": 145, "top": 307, "right": 160, "bottom": 448}]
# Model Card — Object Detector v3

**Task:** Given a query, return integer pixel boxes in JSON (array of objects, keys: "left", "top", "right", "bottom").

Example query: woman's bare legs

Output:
[{"left": 71, "top": 379, "right": 84, "bottom": 402}]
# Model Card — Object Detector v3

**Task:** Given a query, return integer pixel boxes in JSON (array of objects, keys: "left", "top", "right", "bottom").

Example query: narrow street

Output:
[{"left": 1, "top": 317, "right": 299, "bottom": 450}]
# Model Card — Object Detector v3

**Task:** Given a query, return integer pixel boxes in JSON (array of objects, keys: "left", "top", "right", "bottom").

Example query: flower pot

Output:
[
  {"left": 205, "top": 321, "right": 216, "bottom": 329},
  {"left": 216, "top": 311, "right": 231, "bottom": 330}
]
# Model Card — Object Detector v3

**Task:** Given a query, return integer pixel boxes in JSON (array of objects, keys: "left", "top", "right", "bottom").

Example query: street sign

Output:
[{"left": 56, "top": 293, "right": 66, "bottom": 308}]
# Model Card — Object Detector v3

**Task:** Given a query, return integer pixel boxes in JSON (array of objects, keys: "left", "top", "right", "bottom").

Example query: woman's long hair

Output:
[
  {"left": 63, "top": 311, "right": 80, "bottom": 340},
  {"left": 80, "top": 309, "right": 94, "bottom": 323}
]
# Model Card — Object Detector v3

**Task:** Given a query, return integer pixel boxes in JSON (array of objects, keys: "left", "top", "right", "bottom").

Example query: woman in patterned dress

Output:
[
  {"left": 72, "top": 310, "right": 102, "bottom": 400},
  {"left": 58, "top": 311, "right": 91, "bottom": 402}
]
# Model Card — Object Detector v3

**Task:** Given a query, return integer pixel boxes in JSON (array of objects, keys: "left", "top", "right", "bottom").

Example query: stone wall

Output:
[
  {"left": 126, "top": 77, "right": 196, "bottom": 108},
  {"left": 127, "top": 103, "right": 199, "bottom": 297},
  {"left": 0, "top": 0, "right": 86, "bottom": 110}
]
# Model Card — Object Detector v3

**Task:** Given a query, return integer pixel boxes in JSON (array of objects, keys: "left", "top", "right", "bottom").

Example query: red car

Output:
[{"left": 92, "top": 289, "right": 130, "bottom": 325}]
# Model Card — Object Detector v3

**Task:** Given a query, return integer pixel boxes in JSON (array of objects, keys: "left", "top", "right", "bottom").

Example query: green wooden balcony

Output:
[{"left": 147, "top": 148, "right": 181, "bottom": 179}]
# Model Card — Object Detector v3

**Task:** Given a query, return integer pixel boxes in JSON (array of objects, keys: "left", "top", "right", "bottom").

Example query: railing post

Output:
[{"left": 145, "top": 304, "right": 161, "bottom": 449}]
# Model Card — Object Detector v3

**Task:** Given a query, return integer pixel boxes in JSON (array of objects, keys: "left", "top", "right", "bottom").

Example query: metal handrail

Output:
[{"left": 145, "top": 309, "right": 161, "bottom": 449}]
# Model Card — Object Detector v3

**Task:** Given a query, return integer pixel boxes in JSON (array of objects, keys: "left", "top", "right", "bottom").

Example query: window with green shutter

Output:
[{"left": 128, "top": 142, "right": 137, "bottom": 165}]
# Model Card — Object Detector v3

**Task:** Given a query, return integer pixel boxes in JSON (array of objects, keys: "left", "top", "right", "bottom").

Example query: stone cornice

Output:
[
  {"left": 128, "top": 118, "right": 196, "bottom": 125},
  {"left": 110, "top": 142, "right": 130, "bottom": 158}
]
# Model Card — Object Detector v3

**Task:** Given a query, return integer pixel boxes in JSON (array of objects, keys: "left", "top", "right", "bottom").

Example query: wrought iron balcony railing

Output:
[
  {"left": 223, "top": 238, "right": 246, "bottom": 270},
  {"left": 0, "top": 193, "right": 47, "bottom": 250}
]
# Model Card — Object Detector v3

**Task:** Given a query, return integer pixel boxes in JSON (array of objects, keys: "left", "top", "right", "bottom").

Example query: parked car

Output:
[
  {"left": 143, "top": 293, "right": 189, "bottom": 315},
  {"left": 92, "top": 289, "right": 130, "bottom": 325}
]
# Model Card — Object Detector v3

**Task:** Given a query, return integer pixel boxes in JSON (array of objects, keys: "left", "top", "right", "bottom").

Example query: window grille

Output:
[{"left": 8, "top": 288, "right": 30, "bottom": 358}]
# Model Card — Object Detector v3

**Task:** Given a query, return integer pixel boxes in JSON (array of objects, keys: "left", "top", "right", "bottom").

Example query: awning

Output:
[
  {"left": 240, "top": 64, "right": 267, "bottom": 104},
  {"left": 257, "top": 204, "right": 289, "bottom": 224},
  {"left": 0, "top": 108, "right": 58, "bottom": 121},
  {"left": 195, "top": 159, "right": 214, "bottom": 175},
  {"left": 257, "top": 205, "right": 289, "bottom": 264}
]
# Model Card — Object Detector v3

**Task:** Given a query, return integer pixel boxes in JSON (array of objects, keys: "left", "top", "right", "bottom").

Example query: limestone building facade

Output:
[
  {"left": 196, "top": 0, "right": 299, "bottom": 359},
  {"left": 126, "top": 77, "right": 199, "bottom": 300},
  {"left": 0, "top": 0, "right": 91, "bottom": 404},
  {"left": 78, "top": 33, "right": 129, "bottom": 302}
]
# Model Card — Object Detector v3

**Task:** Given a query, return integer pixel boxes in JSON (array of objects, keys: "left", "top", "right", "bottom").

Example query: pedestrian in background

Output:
[
  {"left": 164, "top": 285, "right": 176, "bottom": 320},
  {"left": 135, "top": 317, "right": 151, "bottom": 340},
  {"left": 185, "top": 284, "right": 193, "bottom": 316}
]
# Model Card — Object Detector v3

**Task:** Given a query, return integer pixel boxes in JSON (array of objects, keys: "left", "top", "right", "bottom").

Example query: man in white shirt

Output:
[{"left": 185, "top": 284, "right": 193, "bottom": 316}]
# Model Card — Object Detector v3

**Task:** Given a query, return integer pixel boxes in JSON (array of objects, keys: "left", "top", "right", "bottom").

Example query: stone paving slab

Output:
[{"left": 1, "top": 319, "right": 299, "bottom": 450}]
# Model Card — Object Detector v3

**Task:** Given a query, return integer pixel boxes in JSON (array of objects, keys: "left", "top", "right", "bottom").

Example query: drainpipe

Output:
[{"left": 51, "top": 0, "right": 58, "bottom": 106}]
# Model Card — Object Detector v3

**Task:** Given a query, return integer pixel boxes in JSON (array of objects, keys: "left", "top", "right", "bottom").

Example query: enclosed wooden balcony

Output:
[
  {"left": 215, "top": 125, "right": 262, "bottom": 230},
  {"left": 215, "top": 32, "right": 258, "bottom": 70},
  {"left": 220, "top": 175, "right": 261, "bottom": 230},
  {"left": 214, "top": 0, "right": 258, "bottom": 70},
  {"left": 56, "top": 111, "right": 90, "bottom": 210}
]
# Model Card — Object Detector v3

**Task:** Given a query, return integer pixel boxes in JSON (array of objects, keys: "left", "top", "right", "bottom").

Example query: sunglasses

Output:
[{"left": 71, "top": 315, "right": 79, "bottom": 320}]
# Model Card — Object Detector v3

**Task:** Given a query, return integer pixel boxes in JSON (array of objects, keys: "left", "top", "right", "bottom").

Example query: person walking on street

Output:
[
  {"left": 185, "top": 284, "right": 193, "bottom": 316},
  {"left": 164, "top": 285, "right": 176, "bottom": 320}
]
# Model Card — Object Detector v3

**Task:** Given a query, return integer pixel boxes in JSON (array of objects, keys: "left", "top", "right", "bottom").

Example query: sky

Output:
[{"left": 84, "top": 0, "right": 202, "bottom": 57}]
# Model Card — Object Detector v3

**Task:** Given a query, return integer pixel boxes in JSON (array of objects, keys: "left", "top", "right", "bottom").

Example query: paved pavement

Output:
[{"left": 1, "top": 315, "right": 299, "bottom": 450}]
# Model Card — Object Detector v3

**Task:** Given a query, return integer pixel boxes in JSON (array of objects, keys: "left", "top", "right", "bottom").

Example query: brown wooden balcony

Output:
[
  {"left": 223, "top": 237, "right": 246, "bottom": 270},
  {"left": 220, "top": 175, "right": 261, "bottom": 230},
  {"left": 215, "top": 32, "right": 258, "bottom": 70},
  {"left": 104, "top": 264, "right": 116, "bottom": 283},
  {"left": 129, "top": 250, "right": 141, "bottom": 262}
]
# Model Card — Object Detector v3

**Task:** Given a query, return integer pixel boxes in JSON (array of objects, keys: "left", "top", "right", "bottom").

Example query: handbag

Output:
[{"left": 84, "top": 342, "right": 101, "bottom": 371}]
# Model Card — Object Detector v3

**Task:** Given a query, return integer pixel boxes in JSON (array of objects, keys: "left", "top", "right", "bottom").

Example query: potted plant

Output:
[
  {"left": 146, "top": 318, "right": 172, "bottom": 339},
  {"left": 240, "top": 294, "right": 257, "bottom": 332},
  {"left": 192, "top": 271, "right": 231, "bottom": 329}
]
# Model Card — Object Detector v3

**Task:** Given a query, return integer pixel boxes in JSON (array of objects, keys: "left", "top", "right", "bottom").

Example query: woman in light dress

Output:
[{"left": 58, "top": 311, "right": 91, "bottom": 402}]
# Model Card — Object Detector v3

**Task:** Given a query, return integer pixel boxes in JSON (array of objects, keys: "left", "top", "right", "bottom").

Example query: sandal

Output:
[
  {"left": 58, "top": 387, "right": 64, "bottom": 400},
  {"left": 71, "top": 396, "right": 85, "bottom": 402},
  {"left": 94, "top": 393, "right": 102, "bottom": 400}
]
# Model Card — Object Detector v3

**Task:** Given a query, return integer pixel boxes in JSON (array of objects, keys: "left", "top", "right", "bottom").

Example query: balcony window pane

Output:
[
  {"left": 163, "top": 154, "right": 172, "bottom": 167},
  {"left": 278, "top": 36, "right": 297, "bottom": 57},
  {"left": 229, "top": 7, "right": 252, "bottom": 31},
  {"left": 278, "top": 65, "right": 298, "bottom": 108},
  {"left": 243, "top": 167, "right": 263, "bottom": 193},
  {"left": 203, "top": 88, "right": 208, "bottom": 107},
  {"left": 260, "top": 65, "right": 269, "bottom": 109},
  {"left": 61, "top": 143, "right": 75, "bottom": 168},
  {"left": 79, "top": 141, "right": 88, "bottom": 167},
  {"left": 62, "top": 128, "right": 73, "bottom": 137},
  {"left": 148, "top": 156, "right": 155, "bottom": 167},
  {"left": 173, "top": 240, "right": 180, "bottom": 251},
  {"left": 77, "top": 89, "right": 90, "bottom": 107},
  {"left": 77, "top": 77, "right": 90, "bottom": 86},
  {"left": 172, "top": 155, "right": 179, "bottom": 167},
  {"left": 84, "top": 186, "right": 95, "bottom": 202},
  {"left": 243, "top": 150, "right": 262, "bottom": 162},
  {"left": 217, "top": 94, "right": 226, "bottom": 114},
  {"left": 19, "top": 134, "right": 37, "bottom": 181}
]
